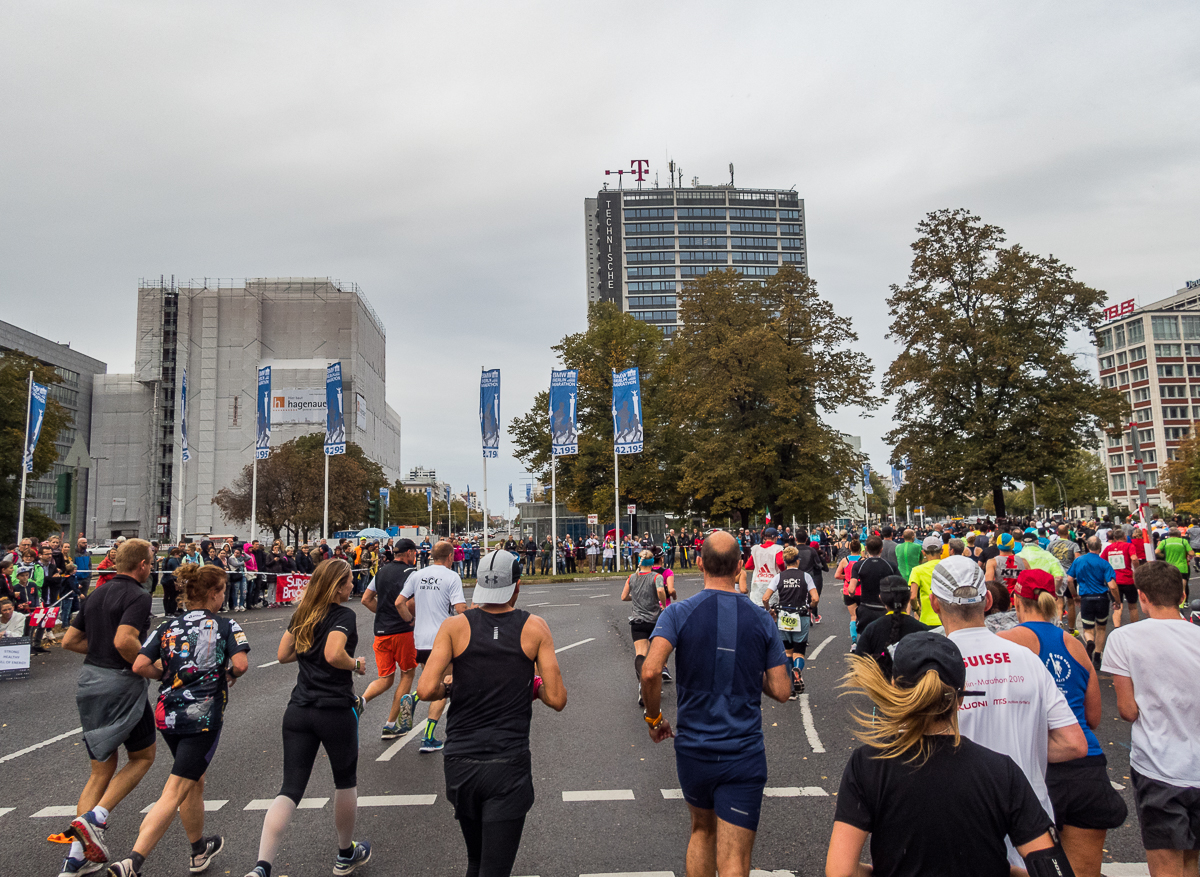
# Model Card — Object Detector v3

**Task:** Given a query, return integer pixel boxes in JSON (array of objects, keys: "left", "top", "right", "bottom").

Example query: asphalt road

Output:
[{"left": 1, "top": 570, "right": 1149, "bottom": 877}]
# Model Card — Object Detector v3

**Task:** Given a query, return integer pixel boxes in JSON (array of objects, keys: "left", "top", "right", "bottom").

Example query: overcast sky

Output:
[{"left": 3, "top": 1, "right": 1198, "bottom": 517}]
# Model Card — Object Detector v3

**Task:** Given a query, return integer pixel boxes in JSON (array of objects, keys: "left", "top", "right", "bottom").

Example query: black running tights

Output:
[{"left": 458, "top": 816, "right": 525, "bottom": 877}]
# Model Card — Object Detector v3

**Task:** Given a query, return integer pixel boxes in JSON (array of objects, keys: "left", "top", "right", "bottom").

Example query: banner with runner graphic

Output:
[
  {"left": 426, "top": 486, "right": 432, "bottom": 512},
  {"left": 550, "top": 369, "right": 578, "bottom": 456},
  {"left": 480, "top": 369, "right": 500, "bottom": 459},
  {"left": 256, "top": 366, "right": 271, "bottom": 460},
  {"left": 325, "top": 362, "right": 345, "bottom": 455},
  {"left": 274, "top": 572, "right": 311, "bottom": 604},
  {"left": 612, "top": 367, "right": 643, "bottom": 454},
  {"left": 23, "top": 381, "right": 48, "bottom": 473},
  {"left": 863, "top": 464, "right": 873, "bottom": 494}
]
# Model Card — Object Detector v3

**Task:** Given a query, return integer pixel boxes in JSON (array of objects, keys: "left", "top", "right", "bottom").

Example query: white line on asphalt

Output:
[
  {"left": 0, "top": 808, "right": 13, "bottom": 818},
  {"left": 143, "top": 799, "right": 227, "bottom": 813},
  {"left": 1111, "top": 781, "right": 1126, "bottom": 790},
  {"left": 555, "top": 638, "right": 595, "bottom": 654},
  {"left": 799, "top": 693, "right": 825, "bottom": 754},
  {"left": 661, "top": 789, "right": 684, "bottom": 799},
  {"left": 257, "top": 660, "right": 280, "bottom": 668},
  {"left": 244, "top": 797, "right": 328, "bottom": 810},
  {"left": 0, "top": 727, "right": 82, "bottom": 764},
  {"left": 358, "top": 794, "right": 437, "bottom": 806},
  {"left": 1102, "top": 866, "right": 1150, "bottom": 876},
  {"left": 526, "top": 602, "right": 550, "bottom": 607},
  {"left": 588, "top": 594, "right": 609, "bottom": 599},
  {"left": 541, "top": 603, "right": 580, "bottom": 607},
  {"left": 581, "top": 872, "right": 675, "bottom": 877},
  {"left": 763, "top": 787, "right": 828, "bottom": 797},
  {"left": 31, "top": 806, "right": 77, "bottom": 818},
  {"left": 376, "top": 723, "right": 425, "bottom": 762},
  {"left": 562, "top": 789, "right": 635, "bottom": 802},
  {"left": 807, "top": 635, "right": 837, "bottom": 661}
]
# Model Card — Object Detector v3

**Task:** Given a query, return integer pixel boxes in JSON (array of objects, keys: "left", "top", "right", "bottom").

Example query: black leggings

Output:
[
  {"left": 279, "top": 704, "right": 359, "bottom": 803},
  {"left": 458, "top": 816, "right": 525, "bottom": 877}
]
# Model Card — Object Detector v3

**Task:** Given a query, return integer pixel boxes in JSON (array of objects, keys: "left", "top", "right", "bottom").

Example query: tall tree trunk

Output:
[
  {"left": 738, "top": 508, "right": 750, "bottom": 529},
  {"left": 992, "top": 484, "right": 1006, "bottom": 518}
]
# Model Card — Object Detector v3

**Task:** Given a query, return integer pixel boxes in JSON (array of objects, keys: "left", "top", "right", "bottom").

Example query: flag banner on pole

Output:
[
  {"left": 256, "top": 366, "right": 272, "bottom": 460},
  {"left": 764, "top": 508, "right": 772, "bottom": 525},
  {"left": 445, "top": 486, "right": 451, "bottom": 507},
  {"left": 612, "top": 367, "right": 643, "bottom": 454},
  {"left": 479, "top": 369, "right": 500, "bottom": 459},
  {"left": 526, "top": 484, "right": 532, "bottom": 502},
  {"left": 508, "top": 483, "right": 514, "bottom": 506},
  {"left": 550, "top": 369, "right": 579, "bottom": 456},
  {"left": 426, "top": 487, "right": 432, "bottom": 512},
  {"left": 863, "top": 464, "right": 873, "bottom": 494},
  {"left": 29, "top": 606, "right": 60, "bottom": 630},
  {"left": 24, "top": 381, "right": 48, "bottom": 473},
  {"left": 180, "top": 368, "right": 190, "bottom": 463},
  {"left": 325, "top": 362, "right": 345, "bottom": 456},
  {"left": 890, "top": 465, "right": 904, "bottom": 490}
]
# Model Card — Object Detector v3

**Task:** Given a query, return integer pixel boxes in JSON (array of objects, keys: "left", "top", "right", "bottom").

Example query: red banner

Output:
[
  {"left": 29, "top": 607, "right": 60, "bottom": 629},
  {"left": 274, "top": 573, "right": 310, "bottom": 604}
]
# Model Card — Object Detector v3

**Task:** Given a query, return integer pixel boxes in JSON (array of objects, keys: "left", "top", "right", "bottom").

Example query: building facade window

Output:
[
  {"left": 1165, "top": 426, "right": 1190, "bottom": 440},
  {"left": 780, "top": 223, "right": 803, "bottom": 234},
  {"left": 1141, "top": 449, "right": 1157, "bottom": 464},
  {"left": 779, "top": 209, "right": 801, "bottom": 220},
  {"left": 1097, "top": 329, "right": 1113, "bottom": 351},
  {"left": 626, "top": 237, "right": 676, "bottom": 249},
  {"left": 1127, "top": 319, "right": 1145, "bottom": 344},
  {"left": 1130, "top": 367, "right": 1149, "bottom": 382},
  {"left": 1132, "top": 387, "right": 1150, "bottom": 402},
  {"left": 630, "top": 310, "right": 677, "bottom": 323},
  {"left": 627, "top": 281, "right": 677, "bottom": 293},
  {"left": 625, "top": 223, "right": 674, "bottom": 235},
  {"left": 1102, "top": 375, "right": 1118, "bottom": 388},
  {"left": 624, "top": 208, "right": 674, "bottom": 219},
  {"left": 1129, "top": 345, "right": 1147, "bottom": 361},
  {"left": 1152, "top": 316, "right": 1180, "bottom": 340},
  {"left": 1109, "top": 454, "right": 1124, "bottom": 467},
  {"left": 729, "top": 223, "right": 776, "bottom": 234},
  {"left": 1186, "top": 344, "right": 1200, "bottom": 357},
  {"left": 677, "top": 208, "right": 726, "bottom": 218},
  {"left": 732, "top": 251, "right": 778, "bottom": 263},
  {"left": 781, "top": 252, "right": 806, "bottom": 263},
  {"left": 627, "top": 251, "right": 675, "bottom": 263},
  {"left": 627, "top": 295, "right": 677, "bottom": 308},
  {"left": 737, "top": 266, "right": 779, "bottom": 276},
  {"left": 728, "top": 208, "right": 776, "bottom": 219},
  {"left": 1182, "top": 315, "right": 1200, "bottom": 340},
  {"left": 1107, "top": 434, "right": 1124, "bottom": 448},
  {"left": 678, "top": 222, "right": 726, "bottom": 233},
  {"left": 1114, "top": 323, "right": 1126, "bottom": 348},
  {"left": 680, "top": 251, "right": 727, "bottom": 263},
  {"left": 679, "top": 265, "right": 718, "bottom": 276},
  {"left": 1155, "top": 344, "right": 1182, "bottom": 357},
  {"left": 1162, "top": 405, "right": 1189, "bottom": 419},
  {"left": 1135, "top": 408, "right": 1152, "bottom": 422},
  {"left": 1158, "top": 364, "right": 1185, "bottom": 378},
  {"left": 677, "top": 237, "right": 726, "bottom": 248},
  {"left": 1100, "top": 355, "right": 1115, "bottom": 370},
  {"left": 1112, "top": 474, "right": 1127, "bottom": 491},
  {"left": 627, "top": 266, "right": 676, "bottom": 278},
  {"left": 1117, "top": 351, "right": 1128, "bottom": 366},
  {"left": 1138, "top": 428, "right": 1154, "bottom": 444},
  {"left": 1161, "top": 384, "right": 1187, "bottom": 398},
  {"left": 1145, "top": 471, "right": 1159, "bottom": 488}
]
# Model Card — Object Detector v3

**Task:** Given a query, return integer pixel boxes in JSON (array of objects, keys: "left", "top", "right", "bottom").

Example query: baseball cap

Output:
[
  {"left": 997, "top": 532, "right": 1015, "bottom": 550},
  {"left": 929, "top": 555, "right": 987, "bottom": 605},
  {"left": 892, "top": 632, "right": 983, "bottom": 696},
  {"left": 764, "top": 527, "right": 778, "bottom": 537},
  {"left": 1021, "top": 530, "right": 1039, "bottom": 543},
  {"left": 394, "top": 538, "right": 417, "bottom": 554},
  {"left": 1014, "top": 568, "right": 1055, "bottom": 601},
  {"left": 922, "top": 535, "right": 943, "bottom": 552},
  {"left": 473, "top": 549, "right": 522, "bottom": 604}
]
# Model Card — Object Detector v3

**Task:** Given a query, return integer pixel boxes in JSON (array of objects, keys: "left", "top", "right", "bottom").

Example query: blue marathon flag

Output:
[
  {"left": 445, "top": 486, "right": 451, "bottom": 507},
  {"left": 891, "top": 465, "right": 904, "bottom": 490},
  {"left": 480, "top": 369, "right": 500, "bottom": 459},
  {"left": 24, "top": 381, "right": 48, "bottom": 473},
  {"left": 612, "top": 367, "right": 644, "bottom": 455},
  {"left": 256, "top": 366, "right": 271, "bottom": 460},
  {"left": 180, "top": 368, "right": 190, "bottom": 463},
  {"left": 325, "top": 362, "right": 345, "bottom": 456},
  {"left": 864, "top": 464, "right": 873, "bottom": 494},
  {"left": 426, "top": 486, "right": 432, "bottom": 512},
  {"left": 526, "top": 484, "right": 532, "bottom": 502},
  {"left": 508, "top": 483, "right": 514, "bottom": 507},
  {"left": 550, "top": 369, "right": 578, "bottom": 457}
]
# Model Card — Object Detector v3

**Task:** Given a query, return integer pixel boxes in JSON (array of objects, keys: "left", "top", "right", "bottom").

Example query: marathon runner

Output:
[
  {"left": 835, "top": 540, "right": 862, "bottom": 642},
  {"left": 745, "top": 527, "right": 784, "bottom": 608},
  {"left": 760, "top": 545, "right": 819, "bottom": 697},
  {"left": 360, "top": 538, "right": 419, "bottom": 739},
  {"left": 1102, "top": 527, "right": 1141, "bottom": 628},
  {"left": 1064, "top": 538, "right": 1118, "bottom": 669},
  {"left": 848, "top": 535, "right": 897, "bottom": 636},
  {"left": 622, "top": 550, "right": 666, "bottom": 706},
  {"left": 984, "top": 533, "right": 1029, "bottom": 601}
]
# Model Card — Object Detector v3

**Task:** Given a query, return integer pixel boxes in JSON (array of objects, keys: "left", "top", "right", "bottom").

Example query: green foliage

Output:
[{"left": 884, "top": 209, "right": 1130, "bottom": 517}]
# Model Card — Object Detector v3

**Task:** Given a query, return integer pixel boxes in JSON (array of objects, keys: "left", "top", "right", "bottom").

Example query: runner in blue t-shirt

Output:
[
  {"left": 1064, "top": 537, "right": 1118, "bottom": 667},
  {"left": 639, "top": 531, "right": 790, "bottom": 874}
]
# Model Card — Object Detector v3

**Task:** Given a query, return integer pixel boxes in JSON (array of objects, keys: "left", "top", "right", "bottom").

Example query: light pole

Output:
[{"left": 90, "top": 456, "right": 109, "bottom": 543}]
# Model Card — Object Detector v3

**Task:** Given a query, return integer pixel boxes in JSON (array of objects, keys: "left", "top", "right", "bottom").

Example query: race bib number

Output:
[
  {"left": 778, "top": 611, "right": 802, "bottom": 632},
  {"left": 1108, "top": 552, "right": 1125, "bottom": 571}
]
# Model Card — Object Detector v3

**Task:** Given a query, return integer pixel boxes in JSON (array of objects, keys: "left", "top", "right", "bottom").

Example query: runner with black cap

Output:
[
  {"left": 360, "top": 537, "right": 420, "bottom": 739},
  {"left": 418, "top": 548, "right": 567, "bottom": 877},
  {"left": 851, "top": 575, "right": 929, "bottom": 680},
  {"left": 827, "top": 632, "right": 1073, "bottom": 877}
]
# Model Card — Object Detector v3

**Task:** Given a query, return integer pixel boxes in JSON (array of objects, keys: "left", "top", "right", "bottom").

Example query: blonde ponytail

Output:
[{"left": 840, "top": 654, "right": 960, "bottom": 764}]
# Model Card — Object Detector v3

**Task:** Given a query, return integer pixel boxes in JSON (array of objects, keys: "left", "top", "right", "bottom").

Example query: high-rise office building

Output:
[
  {"left": 1094, "top": 282, "right": 1200, "bottom": 512},
  {"left": 585, "top": 181, "right": 807, "bottom": 335}
]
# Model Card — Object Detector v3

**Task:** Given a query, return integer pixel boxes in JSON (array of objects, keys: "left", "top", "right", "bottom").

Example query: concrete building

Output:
[
  {"left": 0, "top": 321, "right": 106, "bottom": 537},
  {"left": 92, "top": 278, "right": 402, "bottom": 540},
  {"left": 400, "top": 465, "right": 448, "bottom": 498},
  {"left": 1094, "top": 283, "right": 1200, "bottom": 513},
  {"left": 585, "top": 178, "right": 808, "bottom": 336}
]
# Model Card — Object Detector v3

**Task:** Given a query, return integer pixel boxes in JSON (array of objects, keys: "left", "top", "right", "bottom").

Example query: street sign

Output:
[
  {"left": 156, "top": 515, "right": 169, "bottom": 525},
  {"left": 587, "top": 514, "right": 598, "bottom": 525},
  {"left": 627, "top": 504, "right": 636, "bottom": 515}
]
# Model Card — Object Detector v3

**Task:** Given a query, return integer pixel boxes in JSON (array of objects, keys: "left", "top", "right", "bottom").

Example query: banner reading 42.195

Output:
[
  {"left": 325, "top": 362, "right": 346, "bottom": 456},
  {"left": 549, "top": 369, "right": 578, "bottom": 456},
  {"left": 480, "top": 369, "right": 500, "bottom": 459},
  {"left": 612, "top": 367, "right": 643, "bottom": 455}
]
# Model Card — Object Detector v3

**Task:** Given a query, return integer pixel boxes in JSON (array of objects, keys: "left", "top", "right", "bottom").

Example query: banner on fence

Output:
[{"left": 274, "top": 572, "right": 312, "bottom": 604}]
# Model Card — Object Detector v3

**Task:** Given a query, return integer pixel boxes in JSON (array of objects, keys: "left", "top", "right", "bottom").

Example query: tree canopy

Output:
[{"left": 884, "top": 208, "right": 1129, "bottom": 517}]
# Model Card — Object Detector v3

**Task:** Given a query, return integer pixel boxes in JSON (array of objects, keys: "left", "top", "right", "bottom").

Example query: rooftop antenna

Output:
[
  {"left": 729, "top": 162, "right": 735, "bottom": 187},
  {"left": 668, "top": 160, "right": 675, "bottom": 189}
]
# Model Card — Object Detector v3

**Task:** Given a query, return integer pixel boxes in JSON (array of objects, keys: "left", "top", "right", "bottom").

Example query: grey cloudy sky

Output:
[{"left": 3, "top": 1, "right": 1198, "bottom": 515}]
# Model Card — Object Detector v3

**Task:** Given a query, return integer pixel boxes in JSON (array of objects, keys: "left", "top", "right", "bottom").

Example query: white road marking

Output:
[
  {"left": 562, "top": 789, "right": 635, "bottom": 802},
  {"left": 555, "top": 638, "right": 595, "bottom": 653},
  {"left": 1102, "top": 866, "right": 1150, "bottom": 876},
  {"left": 1111, "top": 781, "right": 1126, "bottom": 790},
  {"left": 257, "top": 660, "right": 280, "bottom": 668},
  {"left": 376, "top": 723, "right": 425, "bottom": 762},
  {"left": 31, "top": 806, "right": 77, "bottom": 818},
  {"left": 799, "top": 693, "right": 825, "bottom": 754},
  {"left": 588, "top": 593, "right": 610, "bottom": 598},
  {"left": 751, "top": 871, "right": 797, "bottom": 877},
  {"left": 0, "top": 727, "right": 82, "bottom": 764},
  {"left": 358, "top": 794, "right": 437, "bottom": 806},
  {"left": 243, "top": 797, "right": 328, "bottom": 810},
  {"left": 581, "top": 872, "right": 674, "bottom": 877},
  {"left": 0, "top": 808, "right": 13, "bottom": 817},
  {"left": 763, "top": 786, "right": 828, "bottom": 797},
  {"left": 541, "top": 603, "right": 580, "bottom": 607},
  {"left": 569, "top": 587, "right": 603, "bottom": 591},
  {"left": 661, "top": 788, "right": 684, "bottom": 799},
  {"left": 526, "top": 602, "right": 550, "bottom": 607},
  {"left": 142, "top": 799, "right": 227, "bottom": 813},
  {"left": 807, "top": 635, "right": 837, "bottom": 661}
]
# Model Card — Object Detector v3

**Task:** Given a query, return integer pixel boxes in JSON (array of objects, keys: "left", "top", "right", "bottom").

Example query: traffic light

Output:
[{"left": 366, "top": 497, "right": 379, "bottom": 525}]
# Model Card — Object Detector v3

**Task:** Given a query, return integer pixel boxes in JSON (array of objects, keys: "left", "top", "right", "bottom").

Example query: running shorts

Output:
[
  {"left": 1131, "top": 767, "right": 1200, "bottom": 851},
  {"left": 374, "top": 632, "right": 418, "bottom": 676},
  {"left": 84, "top": 701, "right": 156, "bottom": 761},
  {"left": 1118, "top": 584, "right": 1139, "bottom": 605},
  {"left": 630, "top": 619, "right": 657, "bottom": 642},
  {"left": 842, "top": 594, "right": 860, "bottom": 607},
  {"left": 1079, "top": 594, "right": 1112, "bottom": 628},
  {"left": 675, "top": 749, "right": 768, "bottom": 831},
  {"left": 778, "top": 613, "right": 810, "bottom": 649},
  {"left": 279, "top": 704, "right": 359, "bottom": 801},
  {"left": 1045, "top": 755, "right": 1127, "bottom": 831},
  {"left": 444, "top": 752, "right": 535, "bottom": 823},
  {"left": 417, "top": 648, "right": 432, "bottom": 665},
  {"left": 162, "top": 729, "right": 222, "bottom": 781},
  {"left": 856, "top": 604, "right": 886, "bottom": 631}
]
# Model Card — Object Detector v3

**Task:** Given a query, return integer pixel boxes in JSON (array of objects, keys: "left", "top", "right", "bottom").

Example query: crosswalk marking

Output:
[
  {"left": 358, "top": 794, "right": 437, "bottom": 807},
  {"left": 0, "top": 808, "right": 13, "bottom": 818},
  {"left": 1102, "top": 866, "right": 1149, "bottom": 876},
  {"left": 243, "top": 797, "right": 328, "bottom": 810},
  {"left": 141, "top": 799, "right": 227, "bottom": 814},
  {"left": 563, "top": 790, "right": 635, "bottom": 802},
  {"left": 31, "top": 806, "right": 76, "bottom": 818}
]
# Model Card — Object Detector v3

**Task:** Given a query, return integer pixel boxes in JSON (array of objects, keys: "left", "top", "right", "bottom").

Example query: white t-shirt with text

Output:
[
  {"left": 1101, "top": 617, "right": 1200, "bottom": 787},
  {"left": 399, "top": 564, "right": 466, "bottom": 650}
]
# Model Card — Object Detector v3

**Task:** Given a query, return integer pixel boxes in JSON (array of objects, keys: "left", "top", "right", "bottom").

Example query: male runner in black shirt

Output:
[{"left": 361, "top": 538, "right": 420, "bottom": 738}]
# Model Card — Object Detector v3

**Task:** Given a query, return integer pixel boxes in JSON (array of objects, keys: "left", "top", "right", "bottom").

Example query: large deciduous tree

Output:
[{"left": 884, "top": 209, "right": 1129, "bottom": 518}]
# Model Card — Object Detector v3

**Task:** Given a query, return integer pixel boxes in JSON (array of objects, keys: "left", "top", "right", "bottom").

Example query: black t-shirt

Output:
[
  {"left": 979, "top": 544, "right": 1000, "bottom": 569},
  {"left": 70, "top": 574, "right": 153, "bottom": 670},
  {"left": 288, "top": 603, "right": 358, "bottom": 709},
  {"left": 370, "top": 562, "right": 415, "bottom": 637},
  {"left": 852, "top": 613, "right": 929, "bottom": 679},
  {"left": 849, "top": 556, "right": 896, "bottom": 606},
  {"left": 835, "top": 736, "right": 1051, "bottom": 877}
]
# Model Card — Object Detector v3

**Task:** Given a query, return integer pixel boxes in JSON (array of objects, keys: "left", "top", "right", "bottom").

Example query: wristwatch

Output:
[{"left": 643, "top": 711, "right": 664, "bottom": 729}]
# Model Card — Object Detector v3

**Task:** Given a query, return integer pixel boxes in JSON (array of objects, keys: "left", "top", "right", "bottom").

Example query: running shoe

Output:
[
  {"left": 1085, "top": 639, "right": 1095, "bottom": 658},
  {"left": 189, "top": 835, "right": 224, "bottom": 873},
  {"left": 1093, "top": 652, "right": 1103, "bottom": 672},
  {"left": 637, "top": 686, "right": 644, "bottom": 707},
  {"left": 795, "top": 675, "right": 806, "bottom": 694},
  {"left": 333, "top": 841, "right": 372, "bottom": 876},
  {"left": 397, "top": 693, "right": 414, "bottom": 733},
  {"left": 58, "top": 857, "right": 105, "bottom": 877},
  {"left": 812, "top": 613, "right": 822, "bottom": 624},
  {"left": 352, "top": 694, "right": 366, "bottom": 719},
  {"left": 243, "top": 868, "right": 268, "bottom": 877},
  {"left": 105, "top": 859, "right": 139, "bottom": 877},
  {"left": 68, "top": 812, "right": 110, "bottom": 863},
  {"left": 418, "top": 736, "right": 444, "bottom": 753},
  {"left": 380, "top": 722, "right": 401, "bottom": 740},
  {"left": 660, "top": 667, "right": 672, "bottom": 682}
]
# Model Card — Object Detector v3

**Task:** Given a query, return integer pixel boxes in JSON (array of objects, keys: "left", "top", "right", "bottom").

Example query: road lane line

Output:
[
  {"left": 0, "top": 808, "right": 13, "bottom": 817},
  {"left": 0, "top": 727, "right": 82, "bottom": 764},
  {"left": 31, "top": 806, "right": 77, "bottom": 818},
  {"left": 555, "top": 638, "right": 595, "bottom": 654},
  {"left": 541, "top": 603, "right": 580, "bottom": 607},
  {"left": 661, "top": 788, "right": 684, "bottom": 799},
  {"left": 1101, "top": 867, "right": 1149, "bottom": 876},
  {"left": 376, "top": 723, "right": 425, "bottom": 762},
  {"left": 142, "top": 799, "right": 227, "bottom": 813},
  {"left": 807, "top": 635, "right": 837, "bottom": 661},
  {"left": 257, "top": 660, "right": 280, "bottom": 667},
  {"left": 358, "top": 794, "right": 437, "bottom": 806},
  {"left": 526, "top": 602, "right": 550, "bottom": 607},
  {"left": 763, "top": 786, "right": 828, "bottom": 797},
  {"left": 244, "top": 797, "right": 328, "bottom": 810},
  {"left": 588, "top": 594, "right": 609, "bottom": 599},
  {"left": 799, "top": 693, "right": 825, "bottom": 753},
  {"left": 581, "top": 872, "right": 674, "bottom": 877},
  {"left": 562, "top": 789, "right": 635, "bottom": 801}
]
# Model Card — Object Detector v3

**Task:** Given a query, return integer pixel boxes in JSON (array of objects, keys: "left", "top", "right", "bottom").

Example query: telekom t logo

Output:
[{"left": 605, "top": 159, "right": 651, "bottom": 185}]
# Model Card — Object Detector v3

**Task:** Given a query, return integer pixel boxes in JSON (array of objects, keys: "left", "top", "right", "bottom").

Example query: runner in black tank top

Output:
[{"left": 417, "top": 549, "right": 567, "bottom": 877}]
